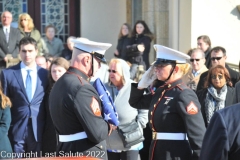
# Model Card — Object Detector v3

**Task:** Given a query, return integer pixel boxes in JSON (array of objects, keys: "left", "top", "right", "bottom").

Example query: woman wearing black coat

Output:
[
  {"left": 42, "top": 57, "right": 69, "bottom": 154},
  {"left": 114, "top": 23, "right": 132, "bottom": 61},
  {"left": 129, "top": 20, "right": 154, "bottom": 69},
  {"left": 197, "top": 65, "right": 234, "bottom": 127},
  {"left": 126, "top": 20, "right": 154, "bottom": 80}
]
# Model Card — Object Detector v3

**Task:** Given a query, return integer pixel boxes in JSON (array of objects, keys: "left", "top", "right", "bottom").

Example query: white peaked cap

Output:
[
  {"left": 71, "top": 37, "right": 112, "bottom": 55},
  {"left": 153, "top": 44, "right": 190, "bottom": 64},
  {"left": 71, "top": 37, "right": 112, "bottom": 63}
]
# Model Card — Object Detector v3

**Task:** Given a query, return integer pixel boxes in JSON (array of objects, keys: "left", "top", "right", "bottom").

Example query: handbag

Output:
[{"left": 118, "top": 120, "right": 145, "bottom": 148}]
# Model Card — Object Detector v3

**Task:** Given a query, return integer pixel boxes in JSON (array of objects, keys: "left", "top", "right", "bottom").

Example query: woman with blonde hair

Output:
[
  {"left": 129, "top": 45, "right": 206, "bottom": 160},
  {"left": 18, "top": 13, "right": 42, "bottom": 54},
  {"left": 0, "top": 87, "right": 12, "bottom": 158},
  {"left": 114, "top": 23, "right": 132, "bottom": 61},
  {"left": 105, "top": 58, "right": 148, "bottom": 160}
]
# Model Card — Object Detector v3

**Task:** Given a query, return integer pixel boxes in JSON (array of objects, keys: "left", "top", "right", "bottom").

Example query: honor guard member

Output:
[
  {"left": 49, "top": 38, "right": 116, "bottom": 160},
  {"left": 129, "top": 45, "right": 206, "bottom": 160}
]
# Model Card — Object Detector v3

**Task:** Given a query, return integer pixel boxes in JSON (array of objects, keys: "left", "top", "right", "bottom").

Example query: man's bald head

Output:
[
  {"left": 1, "top": 11, "right": 12, "bottom": 18},
  {"left": 70, "top": 38, "right": 111, "bottom": 77},
  {"left": 71, "top": 48, "right": 88, "bottom": 65},
  {"left": 36, "top": 56, "right": 47, "bottom": 69},
  {"left": 70, "top": 48, "right": 101, "bottom": 77}
]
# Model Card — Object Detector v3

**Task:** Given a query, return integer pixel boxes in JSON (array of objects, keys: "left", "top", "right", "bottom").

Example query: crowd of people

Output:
[
  {"left": 0, "top": 11, "right": 75, "bottom": 72},
  {"left": 1, "top": 10, "right": 240, "bottom": 160}
]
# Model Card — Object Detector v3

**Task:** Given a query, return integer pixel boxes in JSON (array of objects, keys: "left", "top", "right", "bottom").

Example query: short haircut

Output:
[
  {"left": 210, "top": 46, "right": 226, "bottom": 56},
  {"left": 45, "top": 24, "right": 57, "bottom": 33},
  {"left": 19, "top": 37, "right": 38, "bottom": 50},
  {"left": 43, "top": 54, "right": 54, "bottom": 63},
  {"left": 1, "top": 11, "right": 12, "bottom": 18},
  {"left": 109, "top": 58, "right": 125, "bottom": 85},
  {"left": 36, "top": 55, "right": 46, "bottom": 60},
  {"left": 187, "top": 48, "right": 205, "bottom": 58},
  {"left": 204, "top": 64, "right": 232, "bottom": 88},
  {"left": 197, "top": 35, "right": 211, "bottom": 47}
]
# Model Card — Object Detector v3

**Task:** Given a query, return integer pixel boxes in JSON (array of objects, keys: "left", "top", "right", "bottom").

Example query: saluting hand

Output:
[{"left": 138, "top": 66, "right": 157, "bottom": 89}]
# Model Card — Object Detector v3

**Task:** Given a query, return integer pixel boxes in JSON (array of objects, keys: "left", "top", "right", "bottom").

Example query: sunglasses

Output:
[
  {"left": 211, "top": 57, "right": 222, "bottom": 61},
  {"left": 108, "top": 69, "right": 117, "bottom": 73},
  {"left": 190, "top": 59, "right": 201, "bottom": 62},
  {"left": 211, "top": 75, "right": 223, "bottom": 80}
]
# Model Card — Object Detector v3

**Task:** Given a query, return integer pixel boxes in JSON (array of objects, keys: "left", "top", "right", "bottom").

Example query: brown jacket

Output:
[{"left": 182, "top": 65, "right": 208, "bottom": 91}]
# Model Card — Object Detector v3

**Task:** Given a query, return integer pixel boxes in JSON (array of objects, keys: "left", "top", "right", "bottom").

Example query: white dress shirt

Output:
[
  {"left": 2, "top": 26, "right": 10, "bottom": 35},
  {"left": 192, "top": 70, "right": 201, "bottom": 77}
]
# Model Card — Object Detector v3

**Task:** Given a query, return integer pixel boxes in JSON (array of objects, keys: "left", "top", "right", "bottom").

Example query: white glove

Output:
[{"left": 138, "top": 66, "right": 157, "bottom": 89}]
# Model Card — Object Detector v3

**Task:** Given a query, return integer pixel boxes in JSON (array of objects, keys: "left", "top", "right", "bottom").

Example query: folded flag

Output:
[{"left": 93, "top": 78, "right": 119, "bottom": 126}]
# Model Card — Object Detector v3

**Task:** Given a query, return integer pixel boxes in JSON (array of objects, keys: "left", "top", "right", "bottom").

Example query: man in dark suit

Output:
[
  {"left": 196, "top": 46, "right": 239, "bottom": 91},
  {"left": 1, "top": 37, "right": 48, "bottom": 157},
  {"left": 0, "top": 11, "right": 21, "bottom": 70},
  {"left": 200, "top": 103, "right": 240, "bottom": 160}
]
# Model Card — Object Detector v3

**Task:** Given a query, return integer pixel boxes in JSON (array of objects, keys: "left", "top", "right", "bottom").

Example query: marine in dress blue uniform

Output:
[
  {"left": 49, "top": 38, "right": 115, "bottom": 160},
  {"left": 129, "top": 45, "right": 206, "bottom": 160}
]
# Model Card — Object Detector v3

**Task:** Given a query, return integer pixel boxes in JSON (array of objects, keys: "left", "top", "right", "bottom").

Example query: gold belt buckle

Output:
[{"left": 152, "top": 132, "right": 157, "bottom": 140}]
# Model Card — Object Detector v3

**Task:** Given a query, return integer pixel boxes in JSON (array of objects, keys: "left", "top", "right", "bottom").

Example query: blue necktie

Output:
[{"left": 26, "top": 70, "right": 32, "bottom": 101}]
